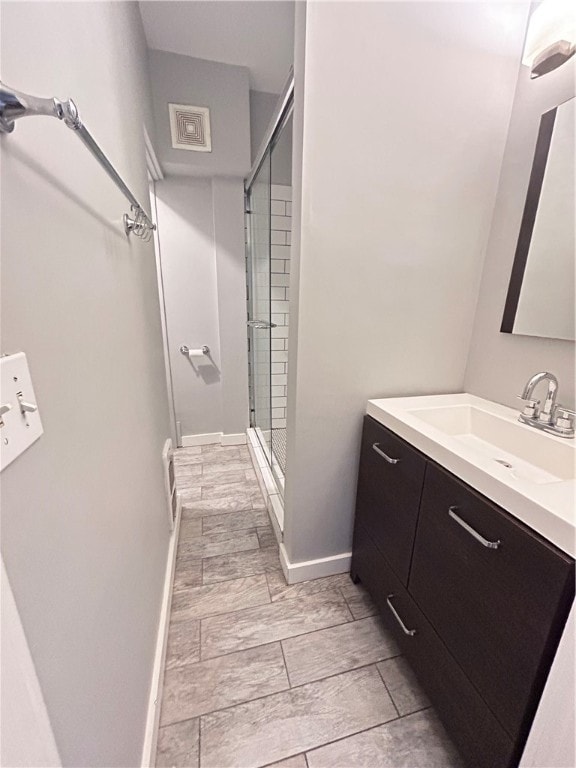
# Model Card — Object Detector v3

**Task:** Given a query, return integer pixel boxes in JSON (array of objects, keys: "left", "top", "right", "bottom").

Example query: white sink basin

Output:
[
  {"left": 366, "top": 393, "right": 576, "bottom": 557},
  {"left": 407, "top": 404, "right": 574, "bottom": 483}
]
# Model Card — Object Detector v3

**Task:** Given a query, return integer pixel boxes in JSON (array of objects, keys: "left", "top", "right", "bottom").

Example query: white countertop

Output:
[{"left": 367, "top": 393, "right": 576, "bottom": 558}]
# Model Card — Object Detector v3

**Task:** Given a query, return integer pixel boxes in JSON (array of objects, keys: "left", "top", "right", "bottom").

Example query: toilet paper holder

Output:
[{"left": 180, "top": 345, "right": 210, "bottom": 357}]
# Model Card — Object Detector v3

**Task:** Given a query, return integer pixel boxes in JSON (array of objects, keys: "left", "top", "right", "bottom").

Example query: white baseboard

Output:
[
  {"left": 140, "top": 498, "right": 182, "bottom": 767},
  {"left": 279, "top": 545, "right": 352, "bottom": 585},
  {"left": 181, "top": 432, "right": 247, "bottom": 447},
  {"left": 181, "top": 432, "right": 222, "bottom": 447},
  {"left": 221, "top": 433, "right": 247, "bottom": 446}
]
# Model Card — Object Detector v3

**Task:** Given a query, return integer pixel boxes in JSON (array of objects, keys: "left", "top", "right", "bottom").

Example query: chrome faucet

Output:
[{"left": 518, "top": 372, "right": 575, "bottom": 438}]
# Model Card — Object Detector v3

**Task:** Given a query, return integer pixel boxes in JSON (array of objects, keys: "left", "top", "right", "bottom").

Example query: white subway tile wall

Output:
[
  {"left": 246, "top": 185, "right": 292, "bottom": 438},
  {"left": 270, "top": 185, "right": 291, "bottom": 430}
]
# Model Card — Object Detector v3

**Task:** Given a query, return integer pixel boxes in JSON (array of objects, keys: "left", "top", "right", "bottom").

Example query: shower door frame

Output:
[{"left": 245, "top": 73, "right": 294, "bottom": 495}]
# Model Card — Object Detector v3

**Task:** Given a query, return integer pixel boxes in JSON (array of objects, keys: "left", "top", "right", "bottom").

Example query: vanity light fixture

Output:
[{"left": 522, "top": 0, "right": 575, "bottom": 78}]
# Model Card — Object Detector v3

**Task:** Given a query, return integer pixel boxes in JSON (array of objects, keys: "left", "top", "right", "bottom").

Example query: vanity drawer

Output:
[
  {"left": 355, "top": 416, "right": 426, "bottom": 584},
  {"left": 409, "top": 463, "right": 575, "bottom": 742},
  {"left": 351, "top": 522, "right": 515, "bottom": 768}
]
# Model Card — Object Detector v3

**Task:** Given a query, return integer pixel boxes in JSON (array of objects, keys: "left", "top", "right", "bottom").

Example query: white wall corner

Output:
[
  {"left": 221, "top": 433, "right": 247, "bottom": 446},
  {"left": 181, "top": 432, "right": 222, "bottom": 447},
  {"left": 181, "top": 432, "right": 247, "bottom": 447},
  {"left": 279, "top": 544, "right": 352, "bottom": 585}
]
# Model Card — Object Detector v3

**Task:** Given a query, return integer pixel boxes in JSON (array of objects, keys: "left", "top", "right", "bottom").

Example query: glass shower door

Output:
[{"left": 247, "top": 150, "right": 273, "bottom": 465}]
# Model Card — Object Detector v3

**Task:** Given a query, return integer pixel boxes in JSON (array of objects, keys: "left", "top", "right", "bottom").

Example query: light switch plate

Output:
[{"left": 1, "top": 352, "right": 43, "bottom": 472}]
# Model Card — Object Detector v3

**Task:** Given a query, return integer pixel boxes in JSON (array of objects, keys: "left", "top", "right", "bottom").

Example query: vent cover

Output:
[
  {"left": 168, "top": 103, "right": 212, "bottom": 152},
  {"left": 162, "top": 438, "right": 179, "bottom": 530}
]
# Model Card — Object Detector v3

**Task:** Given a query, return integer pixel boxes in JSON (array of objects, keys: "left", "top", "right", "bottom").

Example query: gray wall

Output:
[
  {"left": 250, "top": 89, "right": 293, "bottom": 186},
  {"left": 0, "top": 2, "right": 171, "bottom": 765},
  {"left": 154, "top": 176, "right": 249, "bottom": 439},
  {"left": 149, "top": 49, "right": 251, "bottom": 178},
  {"left": 213, "top": 177, "right": 251, "bottom": 437},
  {"left": 464, "top": 48, "right": 575, "bottom": 409},
  {"left": 154, "top": 177, "right": 223, "bottom": 437},
  {"left": 284, "top": 1, "right": 529, "bottom": 565},
  {"left": 250, "top": 90, "right": 278, "bottom": 161}
]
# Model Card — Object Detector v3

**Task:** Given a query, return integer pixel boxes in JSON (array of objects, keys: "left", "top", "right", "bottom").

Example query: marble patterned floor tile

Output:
[
  {"left": 175, "top": 445, "right": 202, "bottom": 456},
  {"left": 264, "top": 756, "right": 308, "bottom": 768},
  {"left": 201, "top": 590, "right": 352, "bottom": 659},
  {"left": 181, "top": 494, "right": 253, "bottom": 518},
  {"left": 178, "top": 487, "right": 203, "bottom": 503},
  {"left": 377, "top": 656, "right": 430, "bottom": 716},
  {"left": 266, "top": 571, "right": 352, "bottom": 603},
  {"left": 257, "top": 525, "right": 277, "bottom": 550},
  {"left": 200, "top": 666, "right": 396, "bottom": 768},
  {"left": 201, "top": 481, "right": 257, "bottom": 500},
  {"left": 202, "top": 509, "right": 270, "bottom": 535},
  {"left": 174, "top": 447, "right": 202, "bottom": 462},
  {"left": 199, "top": 469, "right": 248, "bottom": 487},
  {"left": 305, "top": 709, "right": 463, "bottom": 768},
  {"left": 170, "top": 575, "right": 270, "bottom": 623},
  {"left": 249, "top": 487, "right": 268, "bottom": 509},
  {"left": 201, "top": 459, "right": 254, "bottom": 475},
  {"left": 178, "top": 518, "right": 203, "bottom": 541},
  {"left": 165, "top": 619, "right": 200, "bottom": 671},
  {"left": 160, "top": 642, "right": 289, "bottom": 725},
  {"left": 245, "top": 468, "right": 258, "bottom": 483},
  {"left": 201, "top": 445, "right": 245, "bottom": 460},
  {"left": 155, "top": 717, "right": 199, "bottom": 768},
  {"left": 174, "top": 463, "right": 203, "bottom": 478},
  {"left": 172, "top": 557, "right": 203, "bottom": 592},
  {"left": 202, "top": 546, "right": 281, "bottom": 585},
  {"left": 282, "top": 616, "right": 400, "bottom": 687},
  {"left": 176, "top": 480, "right": 202, "bottom": 496},
  {"left": 177, "top": 531, "right": 259, "bottom": 560},
  {"left": 340, "top": 582, "right": 378, "bottom": 619},
  {"left": 178, "top": 528, "right": 256, "bottom": 552}
]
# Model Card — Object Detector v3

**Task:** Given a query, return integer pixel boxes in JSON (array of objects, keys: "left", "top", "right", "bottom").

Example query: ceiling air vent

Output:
[{"left": 168, "top": 103, "right": 212, "bottom": 152}]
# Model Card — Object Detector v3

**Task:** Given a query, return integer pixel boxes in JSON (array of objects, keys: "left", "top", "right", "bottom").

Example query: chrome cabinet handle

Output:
[
  {"left": 386, "top": 594, "right": 417, "bottom": 636},
  {"left": 448, "top": 507, "right": 501, "bottom": 550},
  {"left": 372, "top": 442, "right": 400, "bottom": 464}
]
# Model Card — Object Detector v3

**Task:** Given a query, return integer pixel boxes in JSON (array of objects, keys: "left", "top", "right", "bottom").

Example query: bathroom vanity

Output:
[{"left": 351, "top": 394, "right": 575, "bottom": 768}]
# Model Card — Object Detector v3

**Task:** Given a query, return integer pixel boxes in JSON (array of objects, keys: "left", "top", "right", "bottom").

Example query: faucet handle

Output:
[
  {"left": 517, "top": 395, "right": 540, "bottom": 419},
  {"left": 552, "top": 406, "right": 575, "bottom": 437}
]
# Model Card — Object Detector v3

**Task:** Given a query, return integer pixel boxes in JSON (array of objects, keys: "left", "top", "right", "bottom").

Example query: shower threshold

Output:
[{"left": 247, "top": 428, "right": 284, "bottom": 542}]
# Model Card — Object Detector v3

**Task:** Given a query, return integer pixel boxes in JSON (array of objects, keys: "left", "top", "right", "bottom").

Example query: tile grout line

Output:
[
  {"left": 200, "top": 608, "right": 355, "bottom": 662},
  {"left": 302, "top": 709, "right": 430, "bottom": 766},
  {"left": 194, "top": 603, "right": 395, "bottom": 665},
  {"left": 162, "top": 658, "right": 402, "bottom": 729},
  {"left": 375, "top": 662, "right": 401, "bottom": 719},
  {"left": 197, "top": 713, "right": 201, "bottom": 768},
  {"left": 278, "top": 639, "right": 293, "bottom": 689}
]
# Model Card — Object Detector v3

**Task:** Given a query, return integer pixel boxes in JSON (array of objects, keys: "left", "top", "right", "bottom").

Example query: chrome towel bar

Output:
[{"left": 0, "top": 82, "right": 156, "bottom": 241}]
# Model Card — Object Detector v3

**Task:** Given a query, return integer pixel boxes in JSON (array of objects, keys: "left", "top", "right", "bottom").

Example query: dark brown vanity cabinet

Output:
[
  {"left": 355, "top": 415, "right": 426, "bottom": 585},
  {"left": 351, "top": 416, "right": 575, "bottom": 768}
]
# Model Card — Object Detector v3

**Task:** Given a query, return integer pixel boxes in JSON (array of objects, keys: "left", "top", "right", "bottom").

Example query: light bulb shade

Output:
[{"left": 522, "top": 0, "right": 576, "bottom": 72}]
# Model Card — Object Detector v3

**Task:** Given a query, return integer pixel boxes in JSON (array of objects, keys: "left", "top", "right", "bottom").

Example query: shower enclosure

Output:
[{"left": 245, "top": 78, "right": 293, "bottom": 507}]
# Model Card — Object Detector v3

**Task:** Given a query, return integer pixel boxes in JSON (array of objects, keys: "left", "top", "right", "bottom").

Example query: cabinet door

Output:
[
  {"left": 354, "top": 416, "right": 426, "bottom": 585},
  {"left": 352, "top": 522, "right": 515, "bottom": 768},
  {"left": 409, "top": 463, "right": 575, "bottom": 742}
]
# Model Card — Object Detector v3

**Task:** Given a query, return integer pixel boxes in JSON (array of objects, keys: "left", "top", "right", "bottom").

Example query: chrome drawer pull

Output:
[
  {"left": 372, "top": 443, "right": 400, "bottom": 464},
  {"left": 448, "top": 507, "right": 501, "bottom": 550},
  {"left": 386, "top": 594, "right": 417, "bottom": 636}
]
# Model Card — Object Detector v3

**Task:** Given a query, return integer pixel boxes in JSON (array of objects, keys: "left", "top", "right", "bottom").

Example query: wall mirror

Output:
[{"left": 501, "top": 96, "right": 575, "bottom": 341}]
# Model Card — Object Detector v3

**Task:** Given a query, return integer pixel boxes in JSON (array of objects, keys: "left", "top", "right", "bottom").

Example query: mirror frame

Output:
[{"left": 501, "top": 105, "right": 558, "bottom": 334}]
